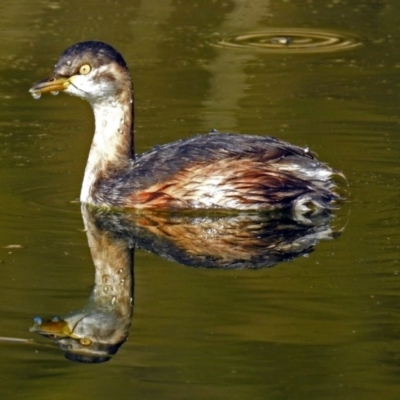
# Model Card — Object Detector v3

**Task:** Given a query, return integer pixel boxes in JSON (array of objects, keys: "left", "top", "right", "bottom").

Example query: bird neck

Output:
[{"left": 80, "top": 87, "right": 134, "bottom": 203}]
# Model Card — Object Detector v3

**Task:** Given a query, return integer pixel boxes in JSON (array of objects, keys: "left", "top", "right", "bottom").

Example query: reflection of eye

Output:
[
  {"left": 79, "top": 64, "right": 91, "bottom": 75},
  {"left": 79, "top": 338, "right": 92, "bottom": 346}
]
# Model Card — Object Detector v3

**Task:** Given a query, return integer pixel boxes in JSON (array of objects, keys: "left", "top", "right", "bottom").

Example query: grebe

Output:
[{"left": 30, "top": 41, "right": 342, "bottom": 213}]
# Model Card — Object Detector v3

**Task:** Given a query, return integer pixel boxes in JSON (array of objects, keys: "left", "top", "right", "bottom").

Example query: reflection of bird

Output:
[
  {"left": 30, "top": 204, "right": 134, "bottom": 364},
  {"left": 91, "top": 206, "right": 340, "bottom": 269},
  {"left": 30, "top": 204, "right": 341, "bottom": 362},
  {"left": 30, "top": 41, "right": 343, "bottom": 215}
]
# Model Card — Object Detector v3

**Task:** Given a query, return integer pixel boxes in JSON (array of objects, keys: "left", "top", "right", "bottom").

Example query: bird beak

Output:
[
  {"left": 29, "top": 75, "right": 71, "bottom": 97},
  {"left": 30, "top": 317, "right": 75, "bottom": 338}
]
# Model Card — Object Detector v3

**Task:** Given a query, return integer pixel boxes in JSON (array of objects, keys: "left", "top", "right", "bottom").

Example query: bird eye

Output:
[
  {"left": 79, "top": 338, "right": 92, "bottom": 346},
  {"left": 79, "top": 64, "right": 91, "bottom": 75}
]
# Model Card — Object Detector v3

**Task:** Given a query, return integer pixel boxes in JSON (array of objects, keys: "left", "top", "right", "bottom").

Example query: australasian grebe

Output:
[{"left": 30, "top": 41, "right": 342, "bottom": 213}]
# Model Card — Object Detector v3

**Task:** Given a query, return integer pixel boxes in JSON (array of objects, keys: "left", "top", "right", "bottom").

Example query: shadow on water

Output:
[{"left": 30, "top": 203, "right": 344, "bottom": 363}]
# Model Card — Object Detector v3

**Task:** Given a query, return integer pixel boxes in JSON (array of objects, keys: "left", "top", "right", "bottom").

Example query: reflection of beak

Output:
[
  {"left": 29, "top": 75, "right": 71, "bottom": 96},
  {"left": 30, "top": 317, "right": 76, "bottom": 338}
]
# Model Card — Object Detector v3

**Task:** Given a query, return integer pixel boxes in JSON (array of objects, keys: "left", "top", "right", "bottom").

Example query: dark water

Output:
[{"left": 1, "top": 0, "right": 400, "bottom": 399}]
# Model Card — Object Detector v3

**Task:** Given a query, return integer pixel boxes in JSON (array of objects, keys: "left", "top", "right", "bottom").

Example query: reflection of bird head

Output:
[{"left": 30, "top": 310, "right": 128, "bottom": 363}]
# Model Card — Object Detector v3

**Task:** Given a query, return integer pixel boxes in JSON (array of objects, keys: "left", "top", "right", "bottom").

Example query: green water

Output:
[{"left": 0, "top": 0, "right": 400, "bottom": 399}]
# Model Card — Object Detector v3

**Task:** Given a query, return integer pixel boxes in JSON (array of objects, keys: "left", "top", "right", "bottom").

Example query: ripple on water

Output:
[{"left": 210, "top": 29, "right": 362, "bottom": 54}]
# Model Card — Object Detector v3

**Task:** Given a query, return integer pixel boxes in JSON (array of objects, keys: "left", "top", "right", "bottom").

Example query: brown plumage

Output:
[{"left": 30, "top": 41, "right": 343, "bottom": 216}]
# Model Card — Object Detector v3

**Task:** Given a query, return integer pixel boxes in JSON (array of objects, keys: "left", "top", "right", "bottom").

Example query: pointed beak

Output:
[{"left": 29, "top": 75, "right": 71, "bottom": 97}]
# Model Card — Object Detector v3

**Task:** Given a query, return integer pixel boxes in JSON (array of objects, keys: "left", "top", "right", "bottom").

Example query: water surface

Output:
[{"left": 0, "top": 1, "right": 400, "bottom": 399}]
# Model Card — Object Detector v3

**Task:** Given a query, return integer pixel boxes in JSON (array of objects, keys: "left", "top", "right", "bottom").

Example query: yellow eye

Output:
[
  {"left": 79, "top": 338, "right": 92, "bottom": 346},
  {"left": 79, "top": 64, "right": 91, "bottom": 75}
]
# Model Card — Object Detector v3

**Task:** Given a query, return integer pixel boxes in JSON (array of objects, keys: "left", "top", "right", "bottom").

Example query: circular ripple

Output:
[{"left": 211, "top": 29, "right": 361, "bottom": 54}]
